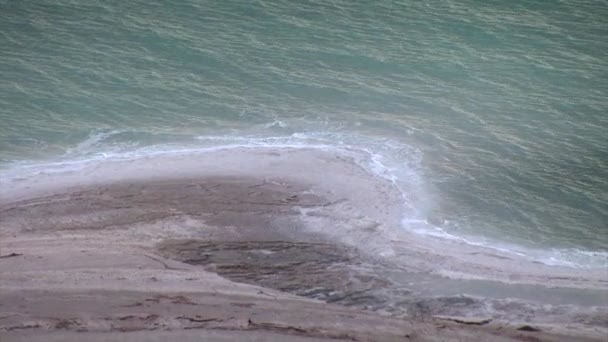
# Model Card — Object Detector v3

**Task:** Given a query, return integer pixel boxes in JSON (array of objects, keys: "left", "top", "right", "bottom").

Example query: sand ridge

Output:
[{"left": 1, "top": 148, "right": 607, "bottom": 341}]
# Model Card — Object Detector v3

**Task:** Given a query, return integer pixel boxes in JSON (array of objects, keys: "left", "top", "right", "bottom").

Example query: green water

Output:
[{"left": 1, "top": 0, "right": 607, "bottom": 266}]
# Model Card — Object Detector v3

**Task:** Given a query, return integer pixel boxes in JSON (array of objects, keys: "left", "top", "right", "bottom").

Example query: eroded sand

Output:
[{"left": 1, "top": 147, "right": 607, "bottom": 341}]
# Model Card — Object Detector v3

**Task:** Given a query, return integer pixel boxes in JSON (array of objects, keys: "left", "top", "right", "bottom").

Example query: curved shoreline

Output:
[
  {"left": 3, "top": 142, "right": 606, "bottom": 270},
  {"left": 2, "top": 147, "right": 606, "bottom": 286},
  {"left": 1, "top": 147, "right": 607, "bottom": 340}
]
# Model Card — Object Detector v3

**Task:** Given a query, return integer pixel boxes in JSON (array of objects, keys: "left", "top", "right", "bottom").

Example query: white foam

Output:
[
  {"left": 64, "top": 129, "right": 126, "bottom": 156},
  {"left": 2, "top": 130, "right": 606, "bottom": 270}
]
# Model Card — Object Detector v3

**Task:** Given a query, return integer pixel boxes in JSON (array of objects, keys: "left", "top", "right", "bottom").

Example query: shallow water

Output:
[{"left": 1, "top": 0, "right": 607, "bottom": 267}]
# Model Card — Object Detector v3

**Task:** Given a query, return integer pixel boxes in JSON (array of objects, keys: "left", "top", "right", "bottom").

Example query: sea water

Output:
[{"left": 1, "top": 0, "right": 607, "bottom": 268}]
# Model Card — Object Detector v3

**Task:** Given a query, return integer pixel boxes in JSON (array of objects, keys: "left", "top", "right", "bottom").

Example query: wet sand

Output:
[{"left": 1, "top": 147, "right": 607, "bottom": 341}]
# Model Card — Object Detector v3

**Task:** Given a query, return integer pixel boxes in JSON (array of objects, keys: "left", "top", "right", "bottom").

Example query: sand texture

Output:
[{"left": 1, "top": 148, "right": 606, "bottom": 341}]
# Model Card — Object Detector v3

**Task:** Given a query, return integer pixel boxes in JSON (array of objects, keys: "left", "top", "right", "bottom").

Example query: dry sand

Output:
[{"left": 1, "top": 147, "right": 606, "bottom": 341}]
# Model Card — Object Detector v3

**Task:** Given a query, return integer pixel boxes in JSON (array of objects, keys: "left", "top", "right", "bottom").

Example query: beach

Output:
[
  {"left": 1, "top": 147, "right": 606, "bottom": 341},
  {"left": 3, "top": 0, "right": 608, "bottom": 340}
]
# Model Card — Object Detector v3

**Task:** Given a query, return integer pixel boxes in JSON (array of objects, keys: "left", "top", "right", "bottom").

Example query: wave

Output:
[{"left": 1, "top": 129, "right": 606, "bottom": 270}]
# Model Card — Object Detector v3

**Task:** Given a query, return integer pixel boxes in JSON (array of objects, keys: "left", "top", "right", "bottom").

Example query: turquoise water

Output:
[{"left": 1, "top": 0, "right": 607, "bottom": 266}]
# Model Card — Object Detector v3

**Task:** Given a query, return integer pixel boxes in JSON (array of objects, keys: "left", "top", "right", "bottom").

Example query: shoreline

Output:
[
  {"left": 2, "top": 147, "right": 607, "bottom": 340},
  {"left": 2, "top": 146, "right": 606, "bottom": 281},
  {"left": 2, "top": 141, "right": 607, "bottom": 271}
]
